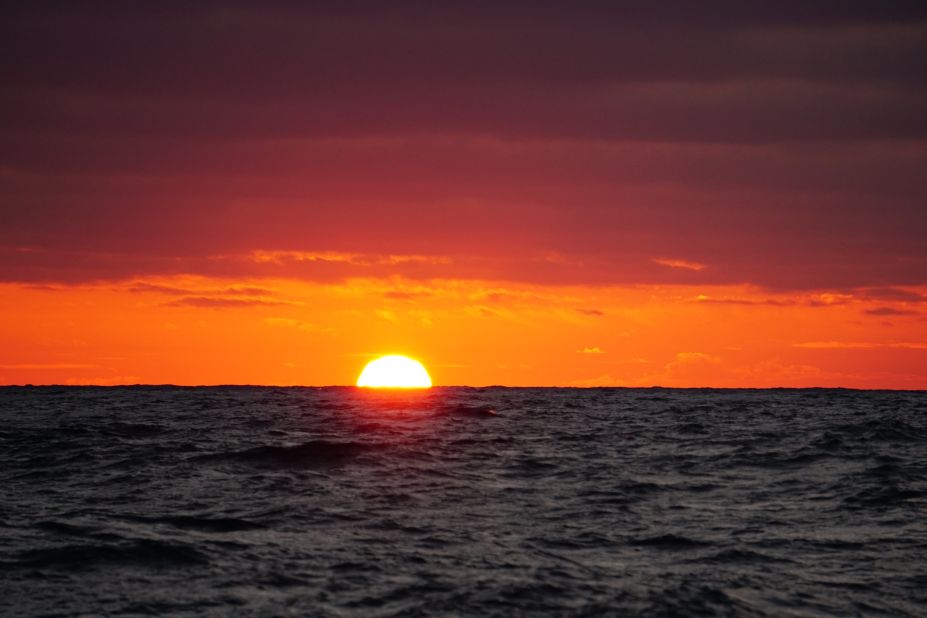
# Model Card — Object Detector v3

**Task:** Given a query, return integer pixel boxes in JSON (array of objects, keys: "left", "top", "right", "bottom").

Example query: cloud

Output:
[
  {"left": 4, "top": 7, "right": 926, "bottom": 142},
  {"left": 223, "top": 286, "right": 275, "bottom": 296},
  {"left": 858, "top": 287, "right": 927, "bottom": 303},
  {"left": 264, "top": 317, "right": 332, "bottom": 334},
  {"left": 127, "top": 283, "right": 190, "bottom": 295},
  {"left": 807, "top": 293, "right": 855, "bottom": 307},
  {"left": 794, "top": 341, "right": 927, "bottom": 350},
  {"left": 0, "top": 363, "right": 99, "bottom": 369},
  {"left": 249, "top": 251, "right": 451, "bottom": 267},
  {"left": 126, "top": 281, "right": 276, "bottom": 297},
  {"left": 375, "top": 309, "right": 398, "bottom": 323},
  {"left": 384, "top": 290, "right": 432, "bottom": 301},
  {"left": 654, "top": 258, "right": 707, "bottom": 272},
  {"left": 580, "top": 347, "right": 605, "bottom": 354},
  {"left": 864, "top": 307, "right": 919, "bottom": 316},
  {"left": 464, "top": 305, "right": 499, "bottom": 319},
  {"left": 0, "top": 4, "right": 925, "bottom": 292},
  {"left": 695, "top": 295, "right": 792, "bottom": 306},
  {"left": 167, "top": 296, "right": 289, "bottom": 308}
]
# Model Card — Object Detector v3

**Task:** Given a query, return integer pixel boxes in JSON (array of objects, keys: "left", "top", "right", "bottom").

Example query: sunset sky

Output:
[{"left": 2, "top": 2, "right": 926, "bottom": 387}]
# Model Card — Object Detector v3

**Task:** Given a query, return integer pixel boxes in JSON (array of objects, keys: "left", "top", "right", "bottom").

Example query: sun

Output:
[{"left": 356, "top": 355, "right": 432, "bottom": 388}]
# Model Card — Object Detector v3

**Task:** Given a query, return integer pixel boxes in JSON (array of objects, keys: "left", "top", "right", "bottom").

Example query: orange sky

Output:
[{"left": 2, "top": 272, "right": 925, "bottom": 387}]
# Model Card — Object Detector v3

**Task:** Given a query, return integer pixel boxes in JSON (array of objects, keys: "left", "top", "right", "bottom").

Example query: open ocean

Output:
[{"left": 1, "top": 386, "right": 926, "bottom": 617}]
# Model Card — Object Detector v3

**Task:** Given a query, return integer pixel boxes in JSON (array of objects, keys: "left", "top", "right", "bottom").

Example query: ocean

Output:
[{"left": 1, "top": 386, "right": 925, "bottom": 617}]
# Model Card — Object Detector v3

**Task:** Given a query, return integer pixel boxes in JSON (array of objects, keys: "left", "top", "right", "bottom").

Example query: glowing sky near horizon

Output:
[{"left": 1, "top": 2, "right": 926, "bottom": 387}]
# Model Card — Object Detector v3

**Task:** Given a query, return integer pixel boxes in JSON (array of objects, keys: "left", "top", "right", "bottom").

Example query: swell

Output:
[
  {"left": 120, "top": 514, "right": 266, "bottom": 532},
  {"left": 628, "top": 534, "right": 712, "bottom": 550},
  {"left": 191, "top": 439, "right": 379, "bottom": 468},
  {"left": 832, "top": 418, "right": 927, "bottom": 443},
  {"left": 2, "top": 539, "right": 207, "bottom": 570}
]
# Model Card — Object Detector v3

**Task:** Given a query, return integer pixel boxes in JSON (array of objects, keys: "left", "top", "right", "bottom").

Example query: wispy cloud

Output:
[
  {"left": 653, "top": 258, "right": 707, "bottom": 272},
  {"left": 0, "top": 363, "right": 99, "bottom": 369},
  {"left": 249, "top": 251, "right": 452, "bottom": 267},
  {"left": 127, "top": 283, "right": 191, "bottom": 295},
  {"left": 223, "top": 286, "right": 276, "bottom": 296},
  {"left": 128, "top": 282, "right": 276, "bottom": 297},
  {"left": 264, "top": 317, "right": 333, "bottom": 334},
  {"left": 695, "top": 295, "right": 791, "bottom": 306},
  {"left": 167, "top": 297, "right": 290, "bottom": 308},
  {"left": 384, "top": 290, "right": 433, "bottom": 301},
  {"left": 864, "top": 307, "right": 919, "bottom": 316},
  {"left": 858, "top": 288, "right": 927, "bottom": 303},
  {"left": 794, "top": 341, "right": 927, "bottom": 350}
]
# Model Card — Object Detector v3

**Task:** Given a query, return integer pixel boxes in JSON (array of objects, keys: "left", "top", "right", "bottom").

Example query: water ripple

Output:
[{"left": 1, "top": 386, "right": 925, "bottom": 616}]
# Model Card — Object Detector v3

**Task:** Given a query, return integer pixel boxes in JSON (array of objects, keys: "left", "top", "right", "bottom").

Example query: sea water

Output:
[{"left": 2, "top": 387, "right": 926, "bottom": 616}]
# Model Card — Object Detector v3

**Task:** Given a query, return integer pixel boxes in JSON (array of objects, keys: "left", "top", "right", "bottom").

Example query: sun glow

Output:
[{"left": 356, "top": 355, "right": 432, "bottom": 388}]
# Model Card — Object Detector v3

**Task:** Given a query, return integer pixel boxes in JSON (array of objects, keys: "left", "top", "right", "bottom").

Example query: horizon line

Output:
[{"left": 1, "top": 384, "right": 925, "bottom": 392}]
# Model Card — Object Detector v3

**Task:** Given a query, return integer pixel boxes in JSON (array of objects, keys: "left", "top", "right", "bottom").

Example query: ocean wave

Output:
[
  {"left": 120, "top": 514, "right": 266, "bottom": 532},
  {"left": 834, "top": 418, "right": 927, "bottom": 442},
  {"left": 842, "top": 484, "right": 922, "bottom": 509},
  {"left": 192, "top": 439, "right": 379, "bottom": 468},
  {"left": 438, "top": 404, "right": 498, "bottom": 417},
  {"left": 4, "top": 540, "right": 207, "bottom": 570},
  {"left": 628, "top": 534, "right": 712, "bottom": 550}
]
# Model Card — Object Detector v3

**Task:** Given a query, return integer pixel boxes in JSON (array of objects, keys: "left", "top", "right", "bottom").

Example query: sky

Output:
[{"left": 1, "top": 2, "right": 926, "bottom": 387}]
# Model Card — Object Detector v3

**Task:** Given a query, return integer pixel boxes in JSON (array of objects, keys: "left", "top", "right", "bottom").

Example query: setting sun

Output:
[{"left": 356, "top": 355, "right": 433, "bottom": 388}]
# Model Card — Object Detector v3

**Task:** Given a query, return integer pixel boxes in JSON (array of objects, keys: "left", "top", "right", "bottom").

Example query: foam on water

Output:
[{"left": 1, "top": 386, "right": 926, "bottom": 616}]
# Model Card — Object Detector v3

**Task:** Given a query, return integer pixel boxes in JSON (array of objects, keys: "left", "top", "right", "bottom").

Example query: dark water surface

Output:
[{"left": 2, "top": 387, "right": 926, "bottom": 617}]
